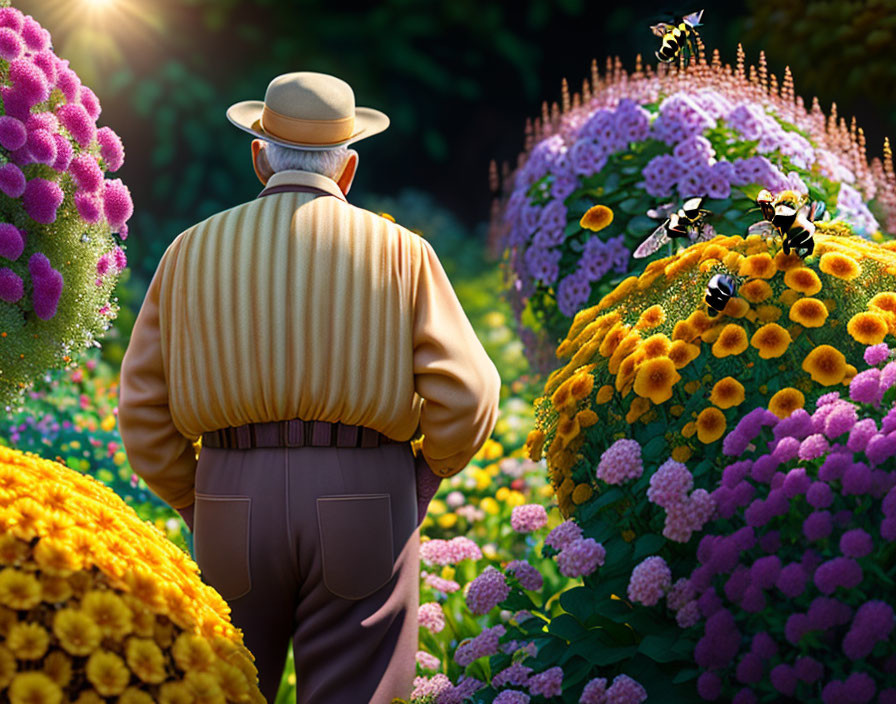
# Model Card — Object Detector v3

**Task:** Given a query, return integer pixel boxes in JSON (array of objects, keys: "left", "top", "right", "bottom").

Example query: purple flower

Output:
[
  {"left": 597, "top": 438, "right": 643, "bottom": 485},
  {"left": 579, "top": 677, "right": 608, "bottom": 704},
  {"left": 557, "top": 271, "right": 592, "bottom": 318},
  {"left": 793, "top": 656, "right": 823, "bottom": 684},
  {"left": 544, "top": 519, "right": 583, "bottom": 551},
  {"left": 850, "top": 368, "right": 883, "bottom": 405},
  {"left": 69, "top": 154, "right": 104, "bottom": 193},
  {"left": 556, "top": 537, "right": 606, "bottom": 578},
  {"left": 814, "top": 557, "right": 863, "bottom": 595},
  {"left": 750, "top": 631, "right": 777, "bottom": 660},
  {"left": 0, "top": 267, "right": 24, "bottom": 303},
  {"left": 28, "top": 252, "right": 63, "bottom": 320},
  {"left": 9, "top": 58, "right": 49, "bottom": 107},
  {"left": 465, "top": 566, "right": 510, "bottom": 614},
  {"left": 818, "top": 451, "right": 851, "bottom": 482},
  {"left": 770, "top": 664, "right": 797, "bottom": 696},
  {"left": 75, "top": 192, "right": 102, "bottom": 224},
  {"left": 57, "top": 103, "right": 96, "bottom": 148},
  {"left": 21, "top": 15, "right": 51, "bottom": 52},
  {"left": 696, "top": 671, "right": 722, "bottom": 701},
  {"left": 750, "top": 555, "right": 781, "bottom": 590},
  {"left": 782, "top": 467, "right": 811, "bottom": 498},
  {"left": 807, "top": 481, "right": 834, "bottom": 509},
  {"left": 0, "top": 224, "right": 25, "bottom": 261},
  {"left": 0, "top": 26, "right": 21, "bottom": 60},
  {"left": 824, "top": 403, "right": 858, "bottom": 439},
  {"left": 102, "top": 179, "right": 133, "bottom": 230},
  {"left": 569, "top": 139, "right": 607, "bottom": 177},
  {"left": 51, "top": 134, "right": 74, "bottom": 173},
  {"left": 848, "top": 418, "right": 879, "bottom": 452},
  {"left": 803, "top": 511, "right": 833, "bottom": 541},
  {"left": 0, "top": 163, "right": 26, "bottom": 198},
  {"left": 648, "top": 458, "right": 693, "bottom": 506},
  {"left": 840, "top": 528, "right": 873, "bottom": 558},
  {"left": 641, "top": 154, "right": 683, "bottom": 197},
  {"left": 842, "top": 461, "right": 873, "bottom": 494},
  {"left": 505, "top": 560, "right": 543, "bottom": 591},
  {"left": 799, "top": 433, "right": 831, "bottom": 460},
  {"left": 527, "top": 666, "right": 563, "bottom": 698},
  {"left": 776, "top": 563, "right": 806, "bottom": 598},
  {"left": 628, "top": 556, "right": 672, "bottom": 606},
  {"left": 0, "top": 115, "right": 26, "bottom": 151},
  {"left": 605, "top": 674, "right": 647, "bottom": 704}
]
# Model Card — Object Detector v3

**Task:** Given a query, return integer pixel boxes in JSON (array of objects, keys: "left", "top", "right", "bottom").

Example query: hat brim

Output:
[{"left": 226, "top": 100, "right": 390, "bottom": 150}]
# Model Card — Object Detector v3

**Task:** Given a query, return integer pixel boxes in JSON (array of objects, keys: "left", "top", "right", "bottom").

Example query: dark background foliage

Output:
[{"left": 14, "top": 0, "right": 896, "bottom": 354}]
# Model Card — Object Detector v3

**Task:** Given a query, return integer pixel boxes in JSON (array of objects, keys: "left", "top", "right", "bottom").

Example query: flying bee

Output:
[
  {"left": 634, "top": 196, "right": 714, "bottom": 259},
  {"left": 705, "top": 273, "right": 740, "bottom": 317},
  {"left": 748, "top": 190, "right": 823, "bottom": 258},
  {"left": 651, "top": 10, "right": 704, "bottom": 63}
]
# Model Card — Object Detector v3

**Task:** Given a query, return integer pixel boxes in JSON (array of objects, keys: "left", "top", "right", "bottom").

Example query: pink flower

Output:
[
  {"left": 579, "top": 677, "right": 608, "bottom": 704},
  {"left": 55, "top": 64, "right": 82, "bottom": 103},
  {"left": 454, "top": 624, "right": 506, "bottom": 666},
  {"left": 97, "top": 126, "right": 124, "bottom": 172},
  {"left": 596, "top": 438, "right": 643, "bottom": 484},
  {"left": 667, "top": 577, "right": 696, "bottom": 611},
  {"left": 75, "top": 191, "right": 102, "bottom": 224},
  {"left": 465, "top": 566, "right": 510, "bottom": 614},
  {"left": 21, "top": 16, "right": 51, "bottom": 52},
  {"left": 505, "top": 560, "right": 543, "bottom": 591},
  {"left": 648, "top": 458, "right": 694, "bottom": 507},
  {"left": 102, "top": 178, "right": 133, "bottom": 230},
  {"left": 556, "top": 537, "right": 606, "bottom": 577},
  {"left": 510, "top": 503, "right": 548, "bottom": 532},
  {"left": 527, "top": 666, "right": 563, "bottom": 698},
  {"left": 0, "top": 7, "right": 24, "bottom": 32},
  {"left": 627, "top": 556, "right": 672, "bottom": 606},
  {"left": 31, "top": 50, "right": 56, "bottom": 84},
  {"left": 96, "top": 253, "right": 111, "bottom": 277},
  {"left": 864, "top": 344, "right": 890, "bottom": 366},
  {"left": 418, "top": 602, "right": 445, "bottom": 633},
  {"left": 423, "top": 573, "right": 460, "bottom": 594},
  {"left": 51, "top": 134, "right": 73, "bottom": 173},
  {"left": 25, "top": 128, "right": 57, "bottom": 165},
  {"left": 69, "top": 154, "right": 104, "bottom": 193},
  {"left": 9, "top": 58, "right": 49, "bottom": 107},
  {"left": 23, "top": 178, "right": 64, "bottom": 224},
  {"left": 415, "top": 650, "right": 440, "bottom": 671},
  {"left": 57, "top": 103, "right": 96, "bottom": 148},
  {"left": 420, "top": 536, "right": 482, "bottom": 566},
  {"left": 606, "top": 674, "right": 647, "bottom": 704},
  {"left": 79, "top": 86, "right": 101, "bottom": 121}
]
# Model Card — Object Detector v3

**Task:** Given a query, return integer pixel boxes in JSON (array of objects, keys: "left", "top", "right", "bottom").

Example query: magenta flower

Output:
[
  {"left": 102, "top": 178, "right": 133, "bottom": 230},
  {"left": 505, "top": 560, "right": 543, "bottom": 591},
  {"left": 0, "top": 115, "right": 26, "bottom": 151},
  {"left": 865, "top": 344, "right": 890, "bottom": 366},
  {"left": 0, "top": 27, "right": 21, "bottom": 61},
  {"left": 9, "top": 58, "right": 49, "bottom": 107},
  {"left": 23, "top": 178, "right": 64, "bottom": 224},
  {"left": 25, "top": 128, "right": 57, "bottom": 165},
  {"left": 0, "top": 267, "right": 24, "bottom": 303},
  {"left": 29, "top": 252, "right": 63, "bottom": 320},
  {"left": 56, "top": 103, "right": 96, "bottom": 148},
  {"left": 0, "top": 6, "right": 24, "bottom": 32},
  {"left": 21, "top": 15, "right": 51, "bottom": 52},
  {"left": 75, "top": 191, "right": 102, "bottom": 224},
  {"left": 79, "top": 86, "right": 102, "bottom": 121},
  {"left": 454, "top": 623, "right": 506, "bottom": 666},
  {"left": 415, "top": 650, "right": 440, "bottom": 671},
  {"left": 97, "top": 126, "right": 124, "bottom": 172},
  {"left": 0, "top": 224, "right": 25, "bottom": 261},
  {"left": 420, "top": 536, "right": 482, "bottom": 566},
  {"left": 69, "top": 154, "right": 104, "bottom": 193},
  {"left": 51, "top": 133, "right": 74, "bottom": 173},
  {"left": 0, "top": 163, "right": 26, "bottom": 198}
]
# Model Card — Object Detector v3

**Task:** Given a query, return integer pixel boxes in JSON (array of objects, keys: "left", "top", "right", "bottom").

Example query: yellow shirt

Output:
[{"left": 117, "top": 169, "right": 502, "bottom": 509}]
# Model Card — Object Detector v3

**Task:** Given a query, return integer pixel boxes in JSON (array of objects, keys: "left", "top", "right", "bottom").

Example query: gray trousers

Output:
[{"left": 193, "top": 440, "right": 420, "bottom": 704}]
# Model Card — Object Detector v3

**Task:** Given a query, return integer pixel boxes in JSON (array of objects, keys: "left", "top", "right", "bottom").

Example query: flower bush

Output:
[
  {"left": 527, "top": 231, "right": 896, "bottom": 520},
  {"left": 676, "top": 347, "right": 896, "bottom": 702},
  {"left": 0, "top": 444, "right": 264, "bottom": 703},
  {"left": 489, "top": 46, "right": 896, "bottom": 376},
  {"left": 0, "top": 0, "right": 133, "bottom": 411}
]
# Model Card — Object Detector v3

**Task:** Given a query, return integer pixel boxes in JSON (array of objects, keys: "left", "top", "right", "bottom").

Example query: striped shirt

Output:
[{"left": 117, "top": 169, "right": 502, "bottom": 509}]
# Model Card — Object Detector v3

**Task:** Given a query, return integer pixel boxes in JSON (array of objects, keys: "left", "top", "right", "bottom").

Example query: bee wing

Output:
[
  {"left": 681, "top": 196, "right": 705, "bottom": 217},
  {"left": 747, "top": 221, "right": 778, "bottom": 238},
  {"left": 647, "top": 202, "right": 676, "bottom": 219},
  {"left": 682, "top": 9, "right": 704, "bottom": 27},
  {"left": 650, "top": 22, "right": 673, "bottom": 37},
  {"left": 809, "top": 201, "right": 826, "bottom": 222},
  {"left": 634, "top": 221, "right": 670, "bottom": 259}
]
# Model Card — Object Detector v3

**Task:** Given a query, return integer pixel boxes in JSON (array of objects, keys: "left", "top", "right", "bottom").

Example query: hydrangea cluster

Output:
[
  {"left": 454, "top": 623, "right": 506, "bottom": 667},
  {"left": 676, "top": 350, "right": 896, "bottom": 702},
  {"left": 0, "top": 1, "right": 133, "bottom": 410},
  {"left": 627, "top": 555, "right": 672, "bottom": 606},
  {"left": 419, "top": 536, "right": 483, "bottom": 566},
  {"left": 647, "top": 458, "right": 716, "bottom": 542},
  {"left": 464, "top": 566, "right": 511, "bottom": 615},
  {"left": 490, "top": 46, "right": 896, "bottom": 376},
  {"left": 418, "top": 601, "right": 446, "bottom": 633},
  {"left": 527, "top": 231, "right": 896, "bottom": 519},
  {"left": 509, "top": 503, "right": 548, "bottom": 532}
]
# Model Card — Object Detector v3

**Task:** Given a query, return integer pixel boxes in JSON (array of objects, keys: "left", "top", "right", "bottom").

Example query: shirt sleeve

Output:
[
  {"left": 412, "top": 237, "right": 502, "bottom": 478},
  {"left": 117, "top": 237, "right": 199, "bottom": 509}
]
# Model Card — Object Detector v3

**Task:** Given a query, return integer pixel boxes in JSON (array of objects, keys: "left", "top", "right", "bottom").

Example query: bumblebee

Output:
[
  {"left": 634, "top": 196, "right": 714, "bottom": 259},
  {"left": 705, "top": 273, "right": 739, "bottom": 317},
  {"left": 651, "top": 10, "right": 704, "bottom": 63},
  {"left": 748, "top": 189, "right": 823, "bottom": 258}
]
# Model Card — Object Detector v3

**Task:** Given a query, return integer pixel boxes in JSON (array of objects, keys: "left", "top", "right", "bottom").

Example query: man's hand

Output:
[
  {"left": 415, "top": 454, "right": 443, "bottom": 529},
  {"left": 175, "top": 503, "right": 195, "bottom": 533}
]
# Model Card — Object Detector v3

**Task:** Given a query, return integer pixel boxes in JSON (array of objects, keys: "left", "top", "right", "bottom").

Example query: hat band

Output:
[{"left": 261, "top": 106, "right": 355, "bottom": 146}]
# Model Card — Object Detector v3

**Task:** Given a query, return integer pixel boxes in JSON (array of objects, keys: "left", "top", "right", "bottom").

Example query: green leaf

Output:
[
  {"left": 626, "top": 215, "right": 656, "bottom": 236},
  {"left": 638, "top": 633, "right": 684, "bottom": 663},
  {"left": 548, "top": 613, "right": 587, "bottom": 642},
  {"left": 559, "top": 586, "right": 596, "bottom": 621},
  {"left": 633, "top": 534, "right": 666, "bottom": 561},
  {"left": 672, "top": 668, "right": 700, "bottom": 684}
]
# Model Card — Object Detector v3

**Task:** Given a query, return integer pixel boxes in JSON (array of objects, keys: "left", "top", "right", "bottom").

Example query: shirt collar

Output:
[{"left": 262, "top": 170, "right": 347, "bottom": 202}]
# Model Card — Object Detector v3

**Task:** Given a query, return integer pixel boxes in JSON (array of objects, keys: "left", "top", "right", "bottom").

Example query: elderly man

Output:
[{"left": 117, "top": 71, "right": 501, "bottom": 704}]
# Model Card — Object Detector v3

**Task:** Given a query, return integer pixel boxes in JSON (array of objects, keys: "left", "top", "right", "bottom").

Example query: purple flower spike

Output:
[
  {"left": 0, "top": 267, "right": 24, "bottom": 302},
  {"left": 0, "top": 224, "right": 25, "bottom": 261},
  {"left": 0, "top": 116, "right": 27, "bottom": 151},
  {"left": 23, "top": 178, "right": 64, "bottom": 225},
  {"left": 0, "top": 163, "right": 26, "bottom": 199}
]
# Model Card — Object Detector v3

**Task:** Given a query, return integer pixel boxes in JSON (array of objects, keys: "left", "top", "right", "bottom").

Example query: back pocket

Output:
[
  {"left": 194, "top": 494, "right": 252, "bottom": 601},
  {"left": 317, "top": 494, "right": 394, "bottom": 600}
]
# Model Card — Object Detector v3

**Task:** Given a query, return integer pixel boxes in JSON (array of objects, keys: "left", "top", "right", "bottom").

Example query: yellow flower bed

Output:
[
  {"left": 527, "top": 231, "right": 896, "bottom": 517},
  {"left": 0, "top": 446, "right": 264, "bottom": 703}
]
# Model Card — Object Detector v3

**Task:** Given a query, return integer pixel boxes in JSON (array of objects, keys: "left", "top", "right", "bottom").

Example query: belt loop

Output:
[
  {"left": 360, "top": 427, "right": 379, "bottom": 448},
  {"left": 336, "top": 422, "right": 360, "bottom": 447},
  {"left": 288, "top": 419, "right": 303, "bottom": 448},
  {"left": 311, "top": 420, "right": 333, "bottom": 447},
  {"left": 235, "top": 425, "right": 251, "bottom": 450}
]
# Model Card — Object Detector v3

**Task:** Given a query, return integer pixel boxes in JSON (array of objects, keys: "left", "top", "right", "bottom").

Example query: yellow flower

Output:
[
  {"left": 100, "top": 415, "right": 116, "bottom": 432},
  {"left": 789, "top": 298, "right": 829, "bottom": 327},
  {"left": 870, "top": 292, "right": 896, "bottom": 316},
  {"left": 7, "top": 621, "right": 50, "bottom": 660},
  {"left": 569, "top": 372, "right": 595, "bottom": 400},
  {"left": 113, "top": 451, "right": 127, "bottom": 466},
  {"left": 0, "top": 533, "right": 29, "bottom": 566},
  {"left": 437, "top": 514, "right": 458, "bottom": 529},
  {"left": 843, "top": 364, "right": 858, "bottom": 384},
  {"left": 682, "top": 421, "right": 697, "bottom": 439},
  {"left": 709, "top": 377, "right": 745, "bottom": 409},
  {"left": 556, "top": 414, "right": 581, "bottom": 450},
  {"left": 8, "top": 671, "right": 62, "bottom": 704},
  {"left": 572, "top": 484, "right": 593, "bottom": 504},
  {"left": 0, "top": 644, "right": 14, "bottom": 689},
  {"left": 819, "top": 252, "right": 861, "bottom": 280},
  {"left": 595, "top": 384, "right": 614, "bottom": 404},
  {"left": 42, "top": 651, "right": 72, "bottom": 688},
  {"left": 756, "top": 304, "right": 782, "bottom": 323},
  {"left": 185, "top": 669, "right": 226, "bottom": 704},
  {"left": 73, "top": 691, "right": 105, "bottom": 704},
  {"left": 774, "top": 250, "right": 803, "bottom": 271},
  {"left": 671, "top": 446, "right": 692, "bottom": 462},
  {"left": 480, "top": 497, "right": 500, "bottom": 515},
  {"left": 722, "top": 297, "right": 750, "bottom": 318},
  {"left": 635, "top": 305, "right": 666, "bottom": 331},
  {"left": 802, "top": 345, "right": 848, "bottom": 386},
  {"left": 580, "top": 205, "right": 614, "bottom": 231},
  {"left": 633, "top": 357, "right": 681, "bottom": 404},
  {"left": 740, "top": 279, "right": 773, "bottom": 303},
  {"left": 667, "top": 340, "right": 701, "bottom": 369},
  {"left": 213, "top": 659, "right": 252, "bottom": 703},
  {"left": 711, "top": 324, "right": 749, "bottom": 358},
  {"left": 34, "top": 537, "right": 83, "bottom": 576},
  {"left": 608, "top": 332, "right": 641, "bottom": 374},
  {"left": 575, "top": 409, "right": 598, "bottom": 427},
  {"left": 85, "top": 650, "right": 130, "bottom": 697},
  {"left": 847, "top": 311, "right": 889, "bottom": 345},
  {"left": 750, "top": 323, "right": 792, "bottom": 359},
  {"left": 119, "top": 687, "right": 155, "bottom": 704},
  {"left": 672, "top": 320, "right": 696, "bottom": 341},
  {"left": 525, "top": 430, "right": 546, "bottom": 462},
  {"left": 125, "top": 637, "right": 167, "bottom": 684},
  {"left": 626, "top": 396, "right": 651, "bottom": 424},
  {"left": 739, "top": 253, "right": 776, "bottom": 279},
  {"left": 172, "top": 633, "right": 217, "bottom": 673},
  {"left": 640, "top": 333, "right": 672, "bottom": 359},
  {"left": 768, "top": 388, "right": 806, "bottom": 419},
  {"left": 159, "top": 682, "right": 195, "bottom": 704},
  {"left": 0, "top": 567, "right": 42, "bottom": 610},
  {"left": 53, "top": 608, "right": 102, "bottom": 657},
  {"left": 670, "top": 405, "right": 685, "bottom": 417},
  {"left": 695, "top": 407, "right": 727, "bottom": 444},
  {"left": 784, "top": 267, "right": 822, "bottom": 295}
]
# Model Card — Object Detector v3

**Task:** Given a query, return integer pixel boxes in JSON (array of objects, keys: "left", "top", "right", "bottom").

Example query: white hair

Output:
[{"left": 262, "top": 142, "right": 355, "bottom": 180}]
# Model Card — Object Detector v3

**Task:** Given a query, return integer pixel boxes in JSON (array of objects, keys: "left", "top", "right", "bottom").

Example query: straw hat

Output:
[{"left": 226, "top": 72, "right": 390, "bottom": 150}]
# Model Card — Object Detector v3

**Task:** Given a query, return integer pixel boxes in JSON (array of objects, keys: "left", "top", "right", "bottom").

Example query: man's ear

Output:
[
  {"left": 336, "top": 150, "right": 358, "bottom": 195},
  {"left": 252, "top": 139, "right": 274, "bottom": 185}
]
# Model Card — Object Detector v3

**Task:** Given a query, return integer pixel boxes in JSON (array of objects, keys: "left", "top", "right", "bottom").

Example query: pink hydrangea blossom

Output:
[
  {"left": 51, "top": 133, "right": 73, "bottom": 173},
  {"left": 69, "top": 154, "right": 104, "bottom": 193},
  {"left": 627, "top": 556, "right": 672, "bottom": 606},
  {"left": 423, "top": 573, "right": 460, "bottom": 594},
  {"left": 865, "top": 344, "right": 890, "bottom": 366},
  {"left": 415, "top": 650, "right": 440, "bottom": 671},
  {"left": 410, "top": 674, "right": 453, "bottom": 701},
  {"left": 510, "top": 503, "right": 548, "bottom": 532},
  {"left": 21, "top": 15, "right": 51, "bottom": 52},
  {"left": 606, "top": 674, "right": 647, "bottom": 704},
  {"left": 56, "top": 103, "right": 96, "bottom": 148},
  {"left": 79, "top": 86, "right": 101, "bottom": 121},
  {"left": 420, "top": 536, "right": 482, "bottom": 565},
  {"left": 97, "top": 126, "right": 124, "bottom": 172},
  {"left": 102, "top": 178, "right": 133, "bottom": 230},
  {"left": 25, "top": 128, "right": 57, "bottom": 165},
  {"left": 648, "top": 459, "right": 694, "bottom": 507},
  {"left": 527, "top": 666, "right": 563, "bottom": 698},
  {"left": 544, "top": 519, "right": 583, "bottom": 550},
  {"left": 9, "top": 58, "right": 49, "bottom": 107},
  {"left": 75, "top": 191, "right": 102, "bottom": 224},
  {"left": 505, "top": 560, "right": 543, "bottom": 591},
  {"left": 418, "top": 602, "right": 445, "bottom": 633},
  {"left": 454, "top": 624, "right": 506, "bottom": 666}
]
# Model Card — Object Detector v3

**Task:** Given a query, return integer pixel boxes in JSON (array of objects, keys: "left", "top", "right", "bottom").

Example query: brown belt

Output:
[{"left": 201, "top": 419, "right": 402, "bottom": 450}]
